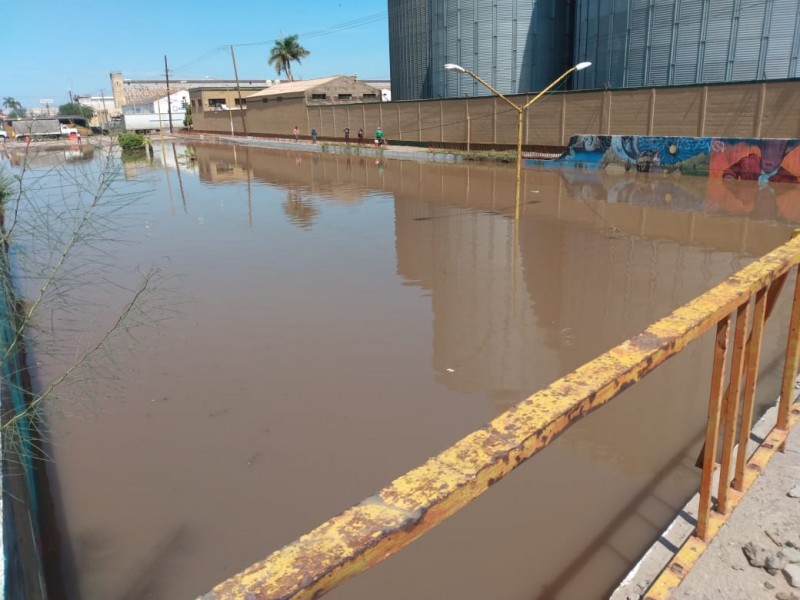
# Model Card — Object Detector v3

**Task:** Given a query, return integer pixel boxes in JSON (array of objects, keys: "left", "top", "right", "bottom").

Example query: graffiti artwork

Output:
[
  {"left": 528, "top": 135, "right": 712, "bottom": 174},
  {"left": 709, "top": 138, "right": 800, "bottom": 183},
  {"left": 527, "top": 135, "right": 800, "bottom": 184}
]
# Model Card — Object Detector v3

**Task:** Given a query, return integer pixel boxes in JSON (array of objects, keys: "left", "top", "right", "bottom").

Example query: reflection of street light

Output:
[{"left": 445, "top": 61, "right": 591, "bottom": 219}]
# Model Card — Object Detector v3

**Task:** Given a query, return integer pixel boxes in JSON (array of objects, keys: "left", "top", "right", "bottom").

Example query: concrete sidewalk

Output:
[
  {"left": 672, "top": 418, "right": 800, "bottom": 600},
  {"left": 178, "top": 132, "right": 473, "bottom": 164},
  {"left": 613, "top": 399, "right": 800, "bottom": 600}
]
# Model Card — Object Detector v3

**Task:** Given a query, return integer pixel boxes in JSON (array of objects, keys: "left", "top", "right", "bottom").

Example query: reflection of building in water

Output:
[
  {"left": 169, "top": 143, "right": 797, "bottom": 475},
  {"left": 193, "top": 144, "right": 377, "bottom": 204},
  {"left": 561, "top": 170, "right": 800, "bottom": 226},
  {"left": 5, "top": 145, "right": 94, "bottom": 168},
  {"left": 391, "top": 160, "right": 793, "bottom": 476}
]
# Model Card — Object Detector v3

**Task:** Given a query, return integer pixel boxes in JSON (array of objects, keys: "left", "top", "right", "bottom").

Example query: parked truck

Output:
[
  {"left": 121, "top": 112, "right": 186, "bottom": 134},
  {"left": 9, "top": 119, "right": 80, "bottom": 140}
]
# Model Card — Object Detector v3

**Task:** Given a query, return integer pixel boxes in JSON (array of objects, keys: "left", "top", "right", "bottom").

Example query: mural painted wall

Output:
[{"left": 529, "top": 135, "right": 800, "bottom": 184}]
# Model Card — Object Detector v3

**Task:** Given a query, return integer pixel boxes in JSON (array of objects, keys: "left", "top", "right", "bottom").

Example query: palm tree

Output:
[
  {"left": 3, "top": 97, "right": 21, "bottom": 113},
  {"left": 268, "top": 35, "right": 310, "bottom": 82}
]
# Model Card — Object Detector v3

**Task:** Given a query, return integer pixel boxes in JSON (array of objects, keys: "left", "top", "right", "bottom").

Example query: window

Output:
[
  {"left": 276, "top": 96, "right": 283, "bottom": 103},
  {"left": 310, "top": 93, "right": 327, "bottom": 100},
  {"left": 362, "top": 93, "right": 377, "bottom": 99},
  {"left": 337, "top": 93, "right": 352, "bottom": 100},
  {"left": 235, "top": 98, "right": 244, "bottom": 106},
  {"left": 208, "top": 98, "right": 226, "bottom": 109},
  {"left": 262, "top": 98, "right": 269, "bottom": 104}
]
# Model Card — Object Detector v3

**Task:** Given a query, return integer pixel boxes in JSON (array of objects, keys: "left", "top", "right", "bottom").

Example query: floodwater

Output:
[{"left": 7, "top": 140, "right": 800, "bottom": 599}]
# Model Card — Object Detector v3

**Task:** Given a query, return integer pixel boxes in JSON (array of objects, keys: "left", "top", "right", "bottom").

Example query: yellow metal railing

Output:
[{"left": 202, "top": 234, "right": 800, "bottom": 600}]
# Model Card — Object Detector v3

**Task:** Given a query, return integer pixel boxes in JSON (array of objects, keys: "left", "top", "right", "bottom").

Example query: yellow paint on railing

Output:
[{"left": 202, "top": 235, "right": 800, "bottom": 600}]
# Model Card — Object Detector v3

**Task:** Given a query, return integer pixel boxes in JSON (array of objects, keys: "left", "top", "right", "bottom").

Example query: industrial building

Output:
[
  {"left": 389, "top": 0, "right": 800, "bottom": 100},
  {"left": 573, "top": 0, "right": 800, "bottom": 90},
  {"left": 389, "top": 0, "right": 571, "bottom": 100}
]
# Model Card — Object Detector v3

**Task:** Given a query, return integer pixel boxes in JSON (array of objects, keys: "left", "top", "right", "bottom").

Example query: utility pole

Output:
[
  {"left": 229, "top": 45, "right": 248, "bottom": 136},
  {"left": 164, "top": 55, "right": 174, "bottom": 133}
]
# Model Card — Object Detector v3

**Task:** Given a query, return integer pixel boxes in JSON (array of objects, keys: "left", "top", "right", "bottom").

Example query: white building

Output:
[{"left": 123, "top": 90, "right": 189, "bottom": 116}]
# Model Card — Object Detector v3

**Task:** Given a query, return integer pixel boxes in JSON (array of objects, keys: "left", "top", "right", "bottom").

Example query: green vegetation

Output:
[
  {"left": 0, "top": 173, "right": 11, "bottom": 205},
  {"left": 183, "top": 104, "right": 193, "bottom": 128},
  {"left": 58, "top": 102, "right": 95, "bottom": 120},
  {"left": 0, "top": 144, "right": 168, "bottom": 445},
  {"left": 268, "top": 34, "right": 310, "bottom": 82},
  {"left": 3, "top": 96, "right": 26, "bottom": 119},
  {"left": 118, "top": 133, "right": 147, "bottom": 151}
]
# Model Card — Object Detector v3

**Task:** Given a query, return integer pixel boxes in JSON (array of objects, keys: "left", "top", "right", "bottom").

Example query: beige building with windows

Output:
[{"left": 191, "top": 76, "right": 382, "bottom": 136}]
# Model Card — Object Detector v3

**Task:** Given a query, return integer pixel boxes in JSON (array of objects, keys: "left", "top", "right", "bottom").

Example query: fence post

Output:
[
  {"left": 778, "top": 266, "right": 800, "bottom": 431},
  {"left": 697, "top": 316, "right": 731, "bottom": 540}
]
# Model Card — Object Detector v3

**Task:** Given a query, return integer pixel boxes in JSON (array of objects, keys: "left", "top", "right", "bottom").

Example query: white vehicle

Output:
[
  {"left": 10, "top": 119, "right": 80, "bottom": 140},
  {"left": 121, "top": 112, "right": 185, "bottom": 133}
]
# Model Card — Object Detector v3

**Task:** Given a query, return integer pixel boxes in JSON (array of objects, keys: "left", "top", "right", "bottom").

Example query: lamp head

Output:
[
  {"left": 575, "top": 61, "right": 592, "bottom": 71},
  {"left": 444, "top": 63, "right": 466, "bottom": 73}
]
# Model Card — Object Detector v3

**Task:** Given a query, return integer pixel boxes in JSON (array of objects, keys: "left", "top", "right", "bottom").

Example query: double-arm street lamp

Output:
[{"left": 444, "top": 61, "right": 592, "bottom": 218}]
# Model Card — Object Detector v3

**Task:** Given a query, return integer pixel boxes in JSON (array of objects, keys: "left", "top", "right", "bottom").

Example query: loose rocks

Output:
[{"left": 744, "top": 542, "right": 770, "bottom": 568}]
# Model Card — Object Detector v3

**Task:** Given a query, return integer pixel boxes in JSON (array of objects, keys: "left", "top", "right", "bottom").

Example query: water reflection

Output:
[
  {"left": 34, "top": 142, "right": 799, "bottom": 600},
  {"left": 282, "top": 189, "right": 319, "bottom": 230},
  {"left": 3, "top": 144, "right": 94, "bottom": 167}
]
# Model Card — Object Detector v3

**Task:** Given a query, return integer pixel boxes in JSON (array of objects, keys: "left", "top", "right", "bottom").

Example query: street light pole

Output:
[{"left": 445, "top": 62, "right": 591, "bottom": 220}]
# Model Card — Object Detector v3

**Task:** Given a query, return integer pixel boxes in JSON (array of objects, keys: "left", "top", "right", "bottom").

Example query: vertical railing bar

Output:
[
  {"left": 717, "top": 300, "right": 750, "bottom": 513},
  {"left": 764, "top": 271, "right": 788, "bottom": 321},
  {"left": 734, "top": 286, "right": 768, "bottom": 490},
  {"left": 697, "top": 315, "right": 732, "bottom": 541},
  {"left": 778, "top": 266, "right": 800, "bottom": 431},
  {"left": 694, "top": 270, "right": 789, "bottom": 470}
]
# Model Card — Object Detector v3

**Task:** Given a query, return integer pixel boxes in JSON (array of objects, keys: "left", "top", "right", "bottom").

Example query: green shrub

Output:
[{"left": 118, "top": 133, "right": 147, "bottom": 151}]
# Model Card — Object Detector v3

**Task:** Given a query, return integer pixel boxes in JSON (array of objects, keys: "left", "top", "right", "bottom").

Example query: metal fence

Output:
[{"left": 202, "top": 233, "right": 800, "bottom": 600}]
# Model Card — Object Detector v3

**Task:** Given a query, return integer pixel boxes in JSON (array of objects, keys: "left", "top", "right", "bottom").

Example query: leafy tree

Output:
[
  {"left": 3, "top": 97, "right": 25, "bottom": 118},
  {"left": 268, "top": 35, "right": 310, "bottom": 82},
  {"left": 183, "top": 104, "right": 192, "bottom": 128},
  {"left": 58, "top": 102, "right": 94, "bottom": 120}
]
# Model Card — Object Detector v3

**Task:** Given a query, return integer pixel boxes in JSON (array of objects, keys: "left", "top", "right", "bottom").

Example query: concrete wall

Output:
[{"left": 193, "top": 80, "right": 800, "bottom": 146}]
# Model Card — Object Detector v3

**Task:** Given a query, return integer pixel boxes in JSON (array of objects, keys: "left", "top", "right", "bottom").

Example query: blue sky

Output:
[{"left": 2, "top": 0, "right": 389, "bottom": 109}]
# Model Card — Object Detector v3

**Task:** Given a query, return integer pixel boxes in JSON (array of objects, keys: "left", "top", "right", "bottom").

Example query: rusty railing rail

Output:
[{"left": 202, "top": 234, "right": 800, "bottom": 600}]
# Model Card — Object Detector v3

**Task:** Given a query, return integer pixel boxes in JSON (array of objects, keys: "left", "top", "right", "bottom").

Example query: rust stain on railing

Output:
[{"left": 202, "top": 235, "right": 800, "bottom": 600}]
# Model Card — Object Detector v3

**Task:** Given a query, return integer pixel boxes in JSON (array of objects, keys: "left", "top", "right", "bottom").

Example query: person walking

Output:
[
  {"left": 311, "top": 128, "right": 318, "bottom": 144},
  {"left": 375, "top": 126, "right": 385, "bottom": 147},
  {"left": 357, "top": 128, "right": 364, "bottom": 144},
  {"left": 344, "top": 127, "right": 350, "bottom": 143},
  {"left": 293, "top": 125, "right": 299, "bottom": 142}
]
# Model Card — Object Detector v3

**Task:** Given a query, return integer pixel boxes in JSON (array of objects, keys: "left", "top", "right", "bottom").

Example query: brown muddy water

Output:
[{"left": 8, "top": 141, "right": 800, "bottom": 599}]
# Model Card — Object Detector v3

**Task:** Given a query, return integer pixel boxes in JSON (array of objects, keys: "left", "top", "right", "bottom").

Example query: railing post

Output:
[
  {"left": 778, "top": 266, "right": 800, "bottom": 431},
  {"left": 734, "top": 287, "right": 768, "bottom": 490},
  {"left": 717, "top": 301, "right": 750, "bottom": 513},
  {"left": 697, "top": 316, "right": 731, "bottom": 541}
]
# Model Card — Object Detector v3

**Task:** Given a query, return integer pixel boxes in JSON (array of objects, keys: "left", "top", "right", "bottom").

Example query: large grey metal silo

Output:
[
  {"left": 572, "top": 0, "right": 800, "bottom": 90},
  {"left": 388, "top": 0, "right": 573, "bottom": 100}
]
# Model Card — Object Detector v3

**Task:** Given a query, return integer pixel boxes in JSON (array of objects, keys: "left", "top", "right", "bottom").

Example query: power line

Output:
[{"left": 224, "top": 10, "right": 388, "bottom": 48}]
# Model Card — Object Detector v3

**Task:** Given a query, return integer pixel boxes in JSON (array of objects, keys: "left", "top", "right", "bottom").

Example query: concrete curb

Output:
[{"left": 180, "top": 133, "right": 467, "bottom": 164}]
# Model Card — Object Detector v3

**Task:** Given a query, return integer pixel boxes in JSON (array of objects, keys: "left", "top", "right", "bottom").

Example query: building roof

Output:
[
  {"left": 122, "top": 86, "right": 189, "bottom": 107},
  {"left": 246, "top": 76, "right": 344, "bottom": 99}
]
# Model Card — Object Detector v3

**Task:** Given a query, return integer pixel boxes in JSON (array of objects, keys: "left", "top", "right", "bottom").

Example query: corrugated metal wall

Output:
[
  {"left": 389, "top": 0, "right": 572, "bottom": 100},
  {"left": 573, "top": 0, "right": 800, "bottom": 90},
  {"left": 388, "top": 0, "right": 431, "bottom": 100}
]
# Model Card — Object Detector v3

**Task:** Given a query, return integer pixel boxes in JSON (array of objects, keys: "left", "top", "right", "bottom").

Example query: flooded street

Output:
[{"left": 10, "top": 141, "right": 799, "bottom": 599}]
